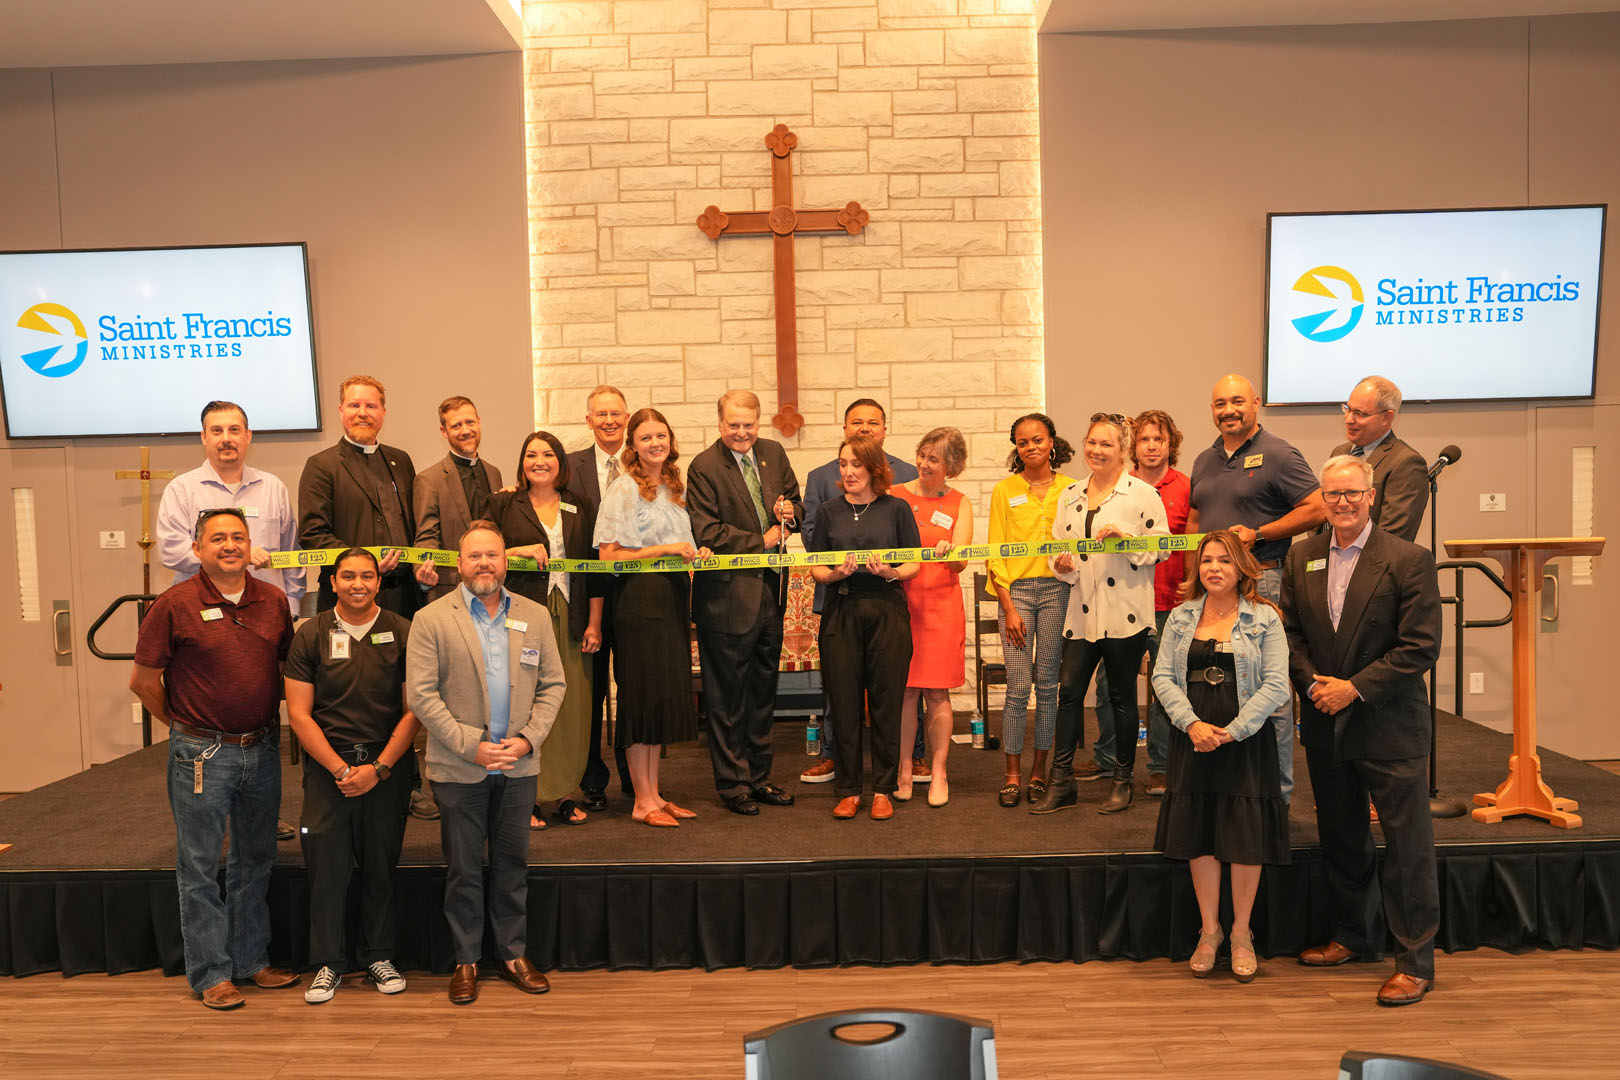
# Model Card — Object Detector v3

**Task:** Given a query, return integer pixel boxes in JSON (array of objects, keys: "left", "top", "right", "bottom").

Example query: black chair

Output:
[
  {"left": 744, "top": 1009, "right": 997, "bottom": 1080},
  {"left": 971, "top": 572, "right": 1006, "bottom": 721},
  {"left": 1339, "top": 1050, "right": 1508, "bottom": 1080}
]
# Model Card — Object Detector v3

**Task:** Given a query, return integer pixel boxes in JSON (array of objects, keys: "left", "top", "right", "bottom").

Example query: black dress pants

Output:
[
  {"left": 434, "top": 772, "right": 538, "bottom": 966},
  {"left": 299, "top": 750, "right": 415, "bottom": 968},
  {"left": 1053, "top": 630, "right": 1151, "bottom": 774},
  {"left": 698, "top": 586, "right": 785, "bottom": 799},
  {"left": 1305, "top": 749, "right": 1438, "bottom": 980},
  {"left": 818, "top": 584, "right": 912, "bottom": 798}
]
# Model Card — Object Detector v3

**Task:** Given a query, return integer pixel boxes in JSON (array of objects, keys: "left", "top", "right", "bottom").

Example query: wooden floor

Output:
[{"left": 2, "top": 949, "right": 1617, "bottom": 1078}]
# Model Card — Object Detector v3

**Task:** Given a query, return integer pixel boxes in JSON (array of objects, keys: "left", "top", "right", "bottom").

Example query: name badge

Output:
[
  {"left": 1008, "top": 493, "right": 1029, "bottom": 507},
  {"left": 505, "top": 618, "right": 528, "bottom": 632},
  {"left": 240, "top": 505, "right": 259, "bottom": 518},
  {"left": 330, "top": 631, "right": 351, "bottom": 659},
  {"left": 1243, "top": 453, "right": 1264, "bottom": 469},
  {"left": 370, "top": 631, "right": 395, "bottom": 644},
  {"left": 1306, "top": 558, "right": 1328, "bottom": 573},
  {"left": 930, "top": 510, "right": 954, "bottom": 530},
  {"left": 560, "top": 501, "right": 578, "bottom": 515},
  {"left": 520, "top": 647, "right": 540, "bottom": 668},
  {"left": 201, "top": 607, "right": 224, "bottom": 622}
]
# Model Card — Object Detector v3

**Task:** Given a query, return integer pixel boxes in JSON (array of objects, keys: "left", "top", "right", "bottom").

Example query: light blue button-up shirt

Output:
[
  {"left": 1327, "top": 519, "right": 1373, "bottom": 631},
  {"left": 461, "top": 583, "right": 512, "bottom": 772},
  {"left": 154, "top": 461, "right": 304, "bottom": 613}
]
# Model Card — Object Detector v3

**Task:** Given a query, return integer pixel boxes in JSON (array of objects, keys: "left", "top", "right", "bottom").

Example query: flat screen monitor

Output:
[
  {"left": 1264, "top": 205, "right": 1605, "bottom": 405},
  {"left": 0, "top": 242, "right": 320, "bottom": 437}
]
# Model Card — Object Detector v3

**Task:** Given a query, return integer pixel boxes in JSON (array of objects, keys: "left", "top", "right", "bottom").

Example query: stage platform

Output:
[{"left": 3, "top": 711, "right": 1619, "bottom": 978}]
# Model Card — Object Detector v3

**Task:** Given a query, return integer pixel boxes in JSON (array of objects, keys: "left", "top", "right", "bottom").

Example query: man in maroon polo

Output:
[{"left": 130, "top": 507, "right": 300, "bottom": 1010}]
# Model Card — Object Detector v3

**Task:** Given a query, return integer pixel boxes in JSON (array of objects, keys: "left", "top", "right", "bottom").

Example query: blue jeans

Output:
[
  {"left": 167, "top": 728, "right": 282, "bottom": 993},
  {"left": 1256, "top": 566, "right": 1295, "bottom": 802},
  {"left": 1093, "top": 608, "right": 1171, "bottom": 773}
]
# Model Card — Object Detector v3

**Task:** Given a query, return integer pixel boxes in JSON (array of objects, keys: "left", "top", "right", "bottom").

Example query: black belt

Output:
[
  {"left": 333, "top": 741, "right": 389, "bottom": 765},
  {"left": 1190, "top": 666, "right": 1229, "bottom": 686},
  {"left": 172, "top": 721, "right": 272, "bottom": 746}
]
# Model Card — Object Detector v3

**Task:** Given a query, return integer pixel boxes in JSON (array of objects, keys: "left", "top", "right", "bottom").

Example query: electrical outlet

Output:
[
  {"left": 132, "top": 702, "right": 143, "bottom": 724},
  {"left": 100, "top": 531, "right": 126, "bottom": 549},
  {"left": 1469, "top": 672, "right": 1485, "bottom": 695}
]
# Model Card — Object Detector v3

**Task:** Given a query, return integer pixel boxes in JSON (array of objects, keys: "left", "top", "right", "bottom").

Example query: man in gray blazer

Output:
[
  {"left": 1334, "top": 376, "right": 1428, "bottom": 543},
  {"left": 406, "top": 521, "right": 565, "bottom": 1005},
  {"left": 414, "top": 396, "right": 503, "bottom": 601}
]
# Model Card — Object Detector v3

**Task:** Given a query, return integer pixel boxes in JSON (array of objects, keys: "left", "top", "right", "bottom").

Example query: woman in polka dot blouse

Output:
[{"left": 1035, "top": 413, "right": 1169, "bottom": 816}]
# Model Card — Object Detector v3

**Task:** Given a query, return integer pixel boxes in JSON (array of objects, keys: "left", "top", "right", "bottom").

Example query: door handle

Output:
[
  {"left": 1541, "top": 572, "right": 1560, "bottom": 624},
  {"left": 53, "top": 605, "right": 73, "bottom": 656}
]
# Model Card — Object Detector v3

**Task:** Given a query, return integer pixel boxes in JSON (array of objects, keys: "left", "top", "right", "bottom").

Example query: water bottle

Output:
[
  {"left": 806, "top": 718, "right": 821, "bottom": 757},
  {"left": 1137, "top": 718, "right": 1148, "bottom": 746},
  {"left": 970, "top": 709, "right": 986, "bottom": 750}
]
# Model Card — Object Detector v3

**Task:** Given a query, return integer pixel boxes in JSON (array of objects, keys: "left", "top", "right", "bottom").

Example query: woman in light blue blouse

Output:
[
  {"left": 1151, "top": 530, "right": 1292, "bottom": 982},
  {"left": 594, "top": 408, "right": 711, "bottom": 829}
]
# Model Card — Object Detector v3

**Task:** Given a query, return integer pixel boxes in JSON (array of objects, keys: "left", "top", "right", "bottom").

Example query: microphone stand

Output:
[{"left": 1427, "top": 459, "right": 1469, "bottom": 819}]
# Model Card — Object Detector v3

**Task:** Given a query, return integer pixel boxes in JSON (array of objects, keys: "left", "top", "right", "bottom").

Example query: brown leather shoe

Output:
[
  {"left": 870, "top": 793, "right": 894, "bottom": 821},
  {"left": 249, "top": 966, "right": 300, "bottom": 989},
  {"left": 1377, "top": 972, "right": 1433, "bottom": 1006},
  {"left": 201, "top": 981, "right": 245, "bottom": 1010},
  {"left": 832, "top": 795, "right": 861, "bottom": 819},
  {"left": 449, "top": 963, "right": 478, "bottom": 1005},
  {"left": 1298, "top": 941, "right": 1359, "bottom": 967},
  {"left": 497, "top": 956, "right": 551, "bottom": 995}
]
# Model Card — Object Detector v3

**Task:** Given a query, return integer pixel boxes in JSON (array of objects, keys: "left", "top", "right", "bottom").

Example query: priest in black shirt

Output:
[
  {"left": 285, "top": 547, "right": 420, "bottom": 1004},
  {"left": 806, "top": 435, "right": 921, "bottom": 822}
]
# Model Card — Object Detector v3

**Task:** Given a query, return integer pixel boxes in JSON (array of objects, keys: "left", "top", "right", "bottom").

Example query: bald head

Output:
[{"left": 1210, "top": 373, "right": 1260, "bottom": 448}]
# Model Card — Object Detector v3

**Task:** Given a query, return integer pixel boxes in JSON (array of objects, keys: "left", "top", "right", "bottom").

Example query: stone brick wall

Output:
[{"left": 524, "top": 0, "right": 1046, "bottom": 703}]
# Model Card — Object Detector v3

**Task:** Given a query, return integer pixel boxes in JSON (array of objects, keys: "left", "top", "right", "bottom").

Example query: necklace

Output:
[
  {"left": 850, "top": 500, "right": 872, "bottom": 522},
  {"left": 1207, "top": 599, "right": 1238, "bottom": 618}
]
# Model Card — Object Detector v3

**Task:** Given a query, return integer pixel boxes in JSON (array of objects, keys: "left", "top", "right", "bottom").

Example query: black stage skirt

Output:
[
  {"left": 1154, "top": 638, "right": 1291, "bottom": 866},
  {"left": 611, "top": 571, "right": 698, "bottom": 748}
]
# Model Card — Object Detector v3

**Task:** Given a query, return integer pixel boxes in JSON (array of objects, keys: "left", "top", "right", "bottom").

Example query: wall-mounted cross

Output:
[
  {"left": 697, "top": 124, "right": 869, "bottom": 437},
  {"left": 114, "top": 446, "right": 174, "bottom": 595}
]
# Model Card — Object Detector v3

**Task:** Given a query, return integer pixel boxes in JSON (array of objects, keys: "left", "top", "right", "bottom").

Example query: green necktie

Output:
[{"left": 740, "top": 454, "right": 769, "bottom": 530}]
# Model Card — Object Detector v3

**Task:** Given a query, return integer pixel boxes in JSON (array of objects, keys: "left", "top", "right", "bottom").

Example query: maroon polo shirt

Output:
[{"left": 134, "top": 571, "right": 294, "bottom": 734}]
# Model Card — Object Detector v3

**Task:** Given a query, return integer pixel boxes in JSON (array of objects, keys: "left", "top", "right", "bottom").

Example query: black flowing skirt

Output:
[
  {"left": 1153, "top": 638, "right": 1291, "bottom": 866},
  {"left": 611, "top": 571, "right": 698, "bottom": 748}
]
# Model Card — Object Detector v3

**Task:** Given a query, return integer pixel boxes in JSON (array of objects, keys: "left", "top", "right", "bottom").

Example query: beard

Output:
[{"left": 465, "top": 574, "right": 503, "bottom": 597}]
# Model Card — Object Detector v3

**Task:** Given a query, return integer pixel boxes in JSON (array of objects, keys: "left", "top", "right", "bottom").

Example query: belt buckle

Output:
[
  {"left": 1201, "top": 666, "right": 1226, "bottom": 685},
  {"left": 352, "top": 743, "right": 371, "bottom": 763},
  {"left": 239, "top": 729, "right": 262, "bottom": 747}
]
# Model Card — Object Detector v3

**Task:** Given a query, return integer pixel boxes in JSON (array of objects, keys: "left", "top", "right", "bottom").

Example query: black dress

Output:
[{"left": 1153, "top": 638, "right": 1291, "bottom": 865}]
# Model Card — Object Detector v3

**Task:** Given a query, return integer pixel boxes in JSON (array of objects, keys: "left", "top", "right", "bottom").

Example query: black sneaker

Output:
[
  {"left": 305, "top": 966, "right": 339, "bottom": 1004},
  {"left": 366, "top": 960, "right": 407, "bottom": 995}
]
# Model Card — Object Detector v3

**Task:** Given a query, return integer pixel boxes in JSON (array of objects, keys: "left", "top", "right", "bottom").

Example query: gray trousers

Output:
[{"left": 435, "top": 772, "right": 537, "bottom": 965}]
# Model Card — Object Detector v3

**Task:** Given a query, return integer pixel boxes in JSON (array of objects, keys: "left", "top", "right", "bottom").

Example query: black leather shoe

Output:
[
  {"left": 750, "top": 783, "right": 794, "bottom": 806},
  {"left": 580, "top": 788, "right": 608, "bottom": 812},
  {"left": 722, "top": 793, "right": 760, "bottom": 816}
]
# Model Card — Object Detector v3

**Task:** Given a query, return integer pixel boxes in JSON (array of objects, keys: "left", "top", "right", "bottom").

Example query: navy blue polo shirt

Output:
[{"left": 1188, "top": 425, "right": 1319, "bottom": 565}]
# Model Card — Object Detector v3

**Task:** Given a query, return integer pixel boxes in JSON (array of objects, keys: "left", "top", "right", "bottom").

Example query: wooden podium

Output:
[{"left": 1443, "top": 537, "right": 1606, "bottom": 829}]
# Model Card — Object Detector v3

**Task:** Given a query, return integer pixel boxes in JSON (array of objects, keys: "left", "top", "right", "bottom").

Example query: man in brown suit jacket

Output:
[{"left": 414, "top": 396, "right": 503, "bottom": 601}]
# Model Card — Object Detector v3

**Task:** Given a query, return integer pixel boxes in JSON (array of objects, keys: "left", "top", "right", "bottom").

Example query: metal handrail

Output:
[
  {"left": 1434, "top": 560, "right": 1512, "bottom": 718},
  {"left": 85, "top": 593, "right": 158, "bottom": 745}
]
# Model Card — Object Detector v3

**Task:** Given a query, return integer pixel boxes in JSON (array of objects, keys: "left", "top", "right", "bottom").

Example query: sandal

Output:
[
  {"left": 633, "top": 807, "right": 679, "bottom": 828},
  {"left": 1026, "top": 777, "right": 1048, "bottom": 804},
  {"left": 1190, "top": 928, "right": 1224, "bottom": 977},
  {"left": 998, "top": 782, "right": 1021, "bottom": 808},
  {"left": 552, "top": 799, "right": 587, "bottom": 826},
  {"left": 661, "top": 802, "right": 697, "bottom": 820},
  {"left": 1229, "top": 930, "right": 1257, "bottom": 983},
  {"left": 529, "top": 806, "right": 548, "bottom": 830}
]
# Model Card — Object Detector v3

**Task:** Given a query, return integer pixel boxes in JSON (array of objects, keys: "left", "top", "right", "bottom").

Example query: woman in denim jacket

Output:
[{"left": 1151, "top": 529, "right": 1292, "bottom": 983}]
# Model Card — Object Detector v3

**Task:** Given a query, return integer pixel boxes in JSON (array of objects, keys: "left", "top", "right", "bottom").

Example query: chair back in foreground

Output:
[
  {"left": 1339, "top": 1050, "right": 1509, "bottom": 1080},
  {"left": 744, "top": 1008, "right": 997, "bottom": 1080},
  {"left": 970, "top": 572, "right": 1007, "bottom": 720}
]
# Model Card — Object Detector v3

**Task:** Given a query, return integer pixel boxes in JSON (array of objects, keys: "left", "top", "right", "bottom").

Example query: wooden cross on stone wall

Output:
[{"left": 696, "top": 124, "right": 869, "bottom": 437}]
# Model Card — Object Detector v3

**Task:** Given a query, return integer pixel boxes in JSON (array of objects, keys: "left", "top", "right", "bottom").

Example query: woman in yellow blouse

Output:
[{"left": 986, "top": 413, "right": 1077, "bottom": 807}]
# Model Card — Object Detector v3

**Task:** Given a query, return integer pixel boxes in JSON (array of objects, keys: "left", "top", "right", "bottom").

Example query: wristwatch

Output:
[{"left": 373, "top": 762, "right": 392, "bottom": 782}]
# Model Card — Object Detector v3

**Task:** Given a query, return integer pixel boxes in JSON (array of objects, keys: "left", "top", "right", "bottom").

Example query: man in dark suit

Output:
[
  {"left": 298, "top": 375, "right": 434, "bottom": 616},
  {"left": 566, "top": 385, "right": 632, "bottom": 808},
  {"left": 414, "top": 395, "right": 503, "bottom": 601},
  {"left": 799, "top": 398, "right": 920, "bottom": 783},
  {"left": 687, "top": 389, "right": 804, "bottom": 815},
  {"left": 1282, "top": 454, "right": 1442, "bottom": 1006},
  {"left": 1333, "top": 376, "right": 1428, "bottom": 543}
]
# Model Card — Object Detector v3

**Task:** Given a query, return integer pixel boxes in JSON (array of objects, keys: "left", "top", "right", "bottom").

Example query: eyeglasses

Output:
[
  {"left": 1340, "top": 404, "right": 1389, "bottom": 421},
  {"left": 1321, "top": 489, "right": 1372, "bottom": 504},
  {"left": 1091, "top": 412, "right": 1126, "bottom": 424},
  {"left": 194, "top": 507, "right": 246, "bottom": 539}
]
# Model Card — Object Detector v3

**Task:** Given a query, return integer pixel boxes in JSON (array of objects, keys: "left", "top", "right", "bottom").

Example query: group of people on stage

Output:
[{"left": 131, "top": 368, "right": 1443, "bottom": 1011}]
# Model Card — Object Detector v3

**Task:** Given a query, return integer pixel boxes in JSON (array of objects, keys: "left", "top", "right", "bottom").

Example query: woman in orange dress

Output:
[{"left": 893, "top": 428, "right": 973, "bottom": 807}]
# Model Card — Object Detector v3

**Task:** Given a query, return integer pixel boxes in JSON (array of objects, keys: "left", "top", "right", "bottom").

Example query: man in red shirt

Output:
[
  {"left": 1091, "top": 410, "right": 1190, "bottom": 795},
  {"left": 130, "top": 508, "right": 298, "bottom": 1011}
]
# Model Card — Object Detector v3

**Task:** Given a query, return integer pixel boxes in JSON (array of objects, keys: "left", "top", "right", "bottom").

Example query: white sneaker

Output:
[
  {"left": 305, "top": 966, "right": 339, "bottom": 1004},
  {"left": 367, "top": 960, "right": 407, "bottom": 994}
]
